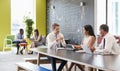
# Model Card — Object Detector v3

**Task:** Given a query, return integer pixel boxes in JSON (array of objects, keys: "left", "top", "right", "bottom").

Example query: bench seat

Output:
[
  {"left": 24, "top": 57, "right": 62, "bottom": 64},
  {"left": 16, "top": 62, "right": 51, "bottom": 71}
]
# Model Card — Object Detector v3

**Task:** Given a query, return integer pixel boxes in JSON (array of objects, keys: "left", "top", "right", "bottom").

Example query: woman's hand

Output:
[
  {"left": 73, "top": 45, "right": 82, "bottom": 49},
  {"left": 90, "top": 47, "right": 96, "bottom": 52}
]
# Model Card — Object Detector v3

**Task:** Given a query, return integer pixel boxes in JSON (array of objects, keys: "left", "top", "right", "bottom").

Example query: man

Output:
[
  {"left": 46, "top": 23, "right": 67, "bottom": 71},
  {"left": 47, "top": 23, "right": 66, "bottom": 49},
  {"left": 96, "top": 24, "right": 120, "bottom": 54},
  {"left": 93, "top": 24, "right": 120, "bottom": 71},
  {"left": 13, "top": 29, "right": 26, "bottom": 54}
]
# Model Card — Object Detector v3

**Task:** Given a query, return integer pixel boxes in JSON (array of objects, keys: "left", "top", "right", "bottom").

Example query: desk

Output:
[{"left": 30, "top": 46, "right": 120, "bottom": 71}]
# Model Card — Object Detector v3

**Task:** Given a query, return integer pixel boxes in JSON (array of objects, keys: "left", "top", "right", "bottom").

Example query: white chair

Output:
[{"left": 3, "top": 35, "right": 15, "bottom": 52}]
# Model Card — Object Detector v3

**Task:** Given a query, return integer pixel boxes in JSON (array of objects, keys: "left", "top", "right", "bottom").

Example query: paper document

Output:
[
  {"left": 75, "top": 50, "right": 85, "bottom": 53},
  {"left": 57, "top": 48, "right": 65, "bottom": 50}
]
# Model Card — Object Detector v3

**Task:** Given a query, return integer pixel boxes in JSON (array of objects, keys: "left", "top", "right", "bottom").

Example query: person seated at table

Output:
[
  {"left": 13, "top": 29, "right": 26, "bottom": 55},
  {"left": 46, "top": 23, "right": 67, "bottom": 71},
  {"left": 95, "top": 24, "right": 120, "bottom": 55},
  {"left": 95, "top": 24, "right": 120, "bottom": 71},
  {"left": 28, "top": 29, "right": 45, "bottom": 54},
  {"left": 68, "top": 25, "right": 96, "bottom": 71},
  {"left": 47, "top": 24, "right": 66, "bottom": 48}
]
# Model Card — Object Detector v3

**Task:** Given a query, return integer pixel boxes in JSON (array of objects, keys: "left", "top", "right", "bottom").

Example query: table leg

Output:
[{"left": 37, "top": 53, "right": 40, "bottom": 65}]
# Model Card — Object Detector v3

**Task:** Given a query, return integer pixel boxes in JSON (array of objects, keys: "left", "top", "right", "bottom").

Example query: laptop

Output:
[
  {"left": 65, "top": 44, "right": 82, "bottom": 51},
  {"left": 65, "top": 44, "right": 75, "bottom": 50}
]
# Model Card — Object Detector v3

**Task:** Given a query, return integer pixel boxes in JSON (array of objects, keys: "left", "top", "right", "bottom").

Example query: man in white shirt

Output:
[
  {"left": 13, "top": 29, "right": 26, "bottom": 54},
  {"left": 95, "top": 24, "right": 120, "bottom": 54},
  {"left": 46, "top": 23, "right": 67, "bottom": 71},
  {"left": 46, "top": 24, "right": 66, "bottom": 49}
]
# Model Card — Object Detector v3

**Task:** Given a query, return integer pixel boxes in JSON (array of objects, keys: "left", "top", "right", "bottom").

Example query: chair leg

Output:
[
  {"left": 17, "top": 66, "right": 24, "bottom": 71},
  {"left": 93, "top": 68, "right": 97, "bottom": 71},
  {"left": 62, "top": 68, "right": 64, "bottom": 71},
  {"left": 65, "top": 63, "right": 68, "bottom": 71},
  {"left": 3, "top": 42, "right": 6, "bottom": 52},
  {"left": 3, "top": 40, "right": 6, "bottom": 52},
  {"left": 17, "top": 67, "right": 19, "bottom": 71},
  {"left": 3, "top": 48, "right": 5, "bottom": 52},
  {"left": 74, "top": 65, "right": 77, "bottom": 71},
  {"left": 24, "top": 46, "right": 28, "bottom": 54}
]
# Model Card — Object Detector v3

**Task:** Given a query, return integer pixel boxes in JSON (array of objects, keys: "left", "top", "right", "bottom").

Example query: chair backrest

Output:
[
  {"left": 39, "top": 36, "right": 46, "bottom": 45},
  {"left": 114, "top": 36, "right": 120, "bottom": 43},
  {"left": 6, "top": 35, "right": 15, "bottom": 44}
]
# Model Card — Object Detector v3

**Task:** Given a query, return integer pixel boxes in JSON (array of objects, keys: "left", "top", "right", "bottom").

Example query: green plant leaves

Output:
[{"left": 25, "top": 19, "right": 34, "bottom": 38}]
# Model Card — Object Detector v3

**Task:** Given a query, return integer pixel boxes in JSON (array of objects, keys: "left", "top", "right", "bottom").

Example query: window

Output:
[
  {"left": 97, "top": 0, "right": 120, "bottom": 35},
  {"left": 11, "top": 0, "right": 36, "bottom": 37},
  {"left": 96, "top": 0, "right": 107, "bottom": 35},
  {"left": 107, "top": 0, "right": 120, "bottom": 35}
]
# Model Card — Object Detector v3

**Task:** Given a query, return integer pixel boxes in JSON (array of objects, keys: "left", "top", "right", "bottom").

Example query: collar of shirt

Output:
[
  {"left": 103, "top": 33, "right": 110, "bottom": 39},
  {"left": 51, "top": 32, "right": 60, "bottom": 38}
]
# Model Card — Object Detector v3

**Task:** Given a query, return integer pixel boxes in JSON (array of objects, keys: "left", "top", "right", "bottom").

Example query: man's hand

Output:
[{"left": 56, "top": 37, "right": 63, "bottom": 42}]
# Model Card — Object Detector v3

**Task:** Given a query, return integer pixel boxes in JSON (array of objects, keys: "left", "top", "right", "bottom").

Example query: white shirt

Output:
[
  {"left": 96, "top": 33, "right": 120, "bottom": 54},
  {"left": 82, "top": 36, "right": 95, "bottom": 47},
  {"left": 15, "top": 33, "right": 24, "bottom": 41},
  {"left": 46, "top": 32, "right": 66, "bottom": 49}
]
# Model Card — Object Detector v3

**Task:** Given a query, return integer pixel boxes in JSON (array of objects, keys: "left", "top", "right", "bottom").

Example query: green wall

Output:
[
  {"left": 0, "top": 0, "right": 11, "bottom": 51},
  {"left": 36, "top": 0, "right": 46, "bottom": 36}
]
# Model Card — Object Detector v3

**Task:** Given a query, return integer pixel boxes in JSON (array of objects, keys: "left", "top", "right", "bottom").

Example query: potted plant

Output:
[{"left": 25, "top": 18, "right": 34, "bottom": 38}]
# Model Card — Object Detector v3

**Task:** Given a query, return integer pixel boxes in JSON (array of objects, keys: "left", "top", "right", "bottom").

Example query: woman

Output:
[
  {"left": 28, "top": 29, "right": 43, "bottom": 54},
  {"left": 31, "top": 29, "right": 42, "bottom": 47},
  {"left": 68, "top": 25, "right": 96, "bottom": 71}
]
